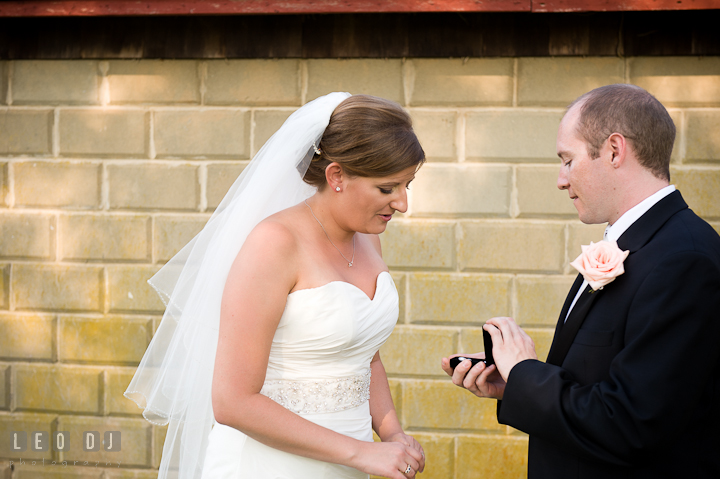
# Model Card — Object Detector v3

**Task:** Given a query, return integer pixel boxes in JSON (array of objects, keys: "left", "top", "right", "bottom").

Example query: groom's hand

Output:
[
  {"left": 441, "top": 354, "right": 506, "bottom": 400},
  {"left": 485, "top": 317, "right": 538, "bottom": 382}
]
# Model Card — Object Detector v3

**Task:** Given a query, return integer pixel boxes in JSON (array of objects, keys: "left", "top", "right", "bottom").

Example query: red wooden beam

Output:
[
  {"left": 0, "top": 0, "right": 531, "bottom": 17},
  {"left": 532, "top": 0, "right": 720, "bottom": 11},
  {"left": 0, "top": 0, "right": 716, "bottom": 16}
]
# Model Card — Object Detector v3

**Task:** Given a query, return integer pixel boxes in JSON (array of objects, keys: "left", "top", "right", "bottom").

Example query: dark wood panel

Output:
[
  {"left": 533, "top": 0, "right": 720, "bottom": 12},
  {"left": 1, "top": 11, "right": 718, "bottom": 59}
]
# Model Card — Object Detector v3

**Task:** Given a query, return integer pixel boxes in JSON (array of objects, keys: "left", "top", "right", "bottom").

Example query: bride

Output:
[{"left": 126, "top": 92, "right": 426, "bottom": 479}]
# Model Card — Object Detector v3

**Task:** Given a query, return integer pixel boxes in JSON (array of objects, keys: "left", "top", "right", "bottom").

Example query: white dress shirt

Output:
[{"left": 564, "top": 185, "right": 676, "bottom": 321}]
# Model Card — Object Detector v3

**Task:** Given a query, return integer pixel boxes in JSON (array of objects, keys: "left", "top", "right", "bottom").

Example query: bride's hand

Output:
[
  {"left": 385, "top": 432, "right": 425, "bottom": 473},
  {"left": 351, "top": 440, "right": 424, "bottom": 479}
]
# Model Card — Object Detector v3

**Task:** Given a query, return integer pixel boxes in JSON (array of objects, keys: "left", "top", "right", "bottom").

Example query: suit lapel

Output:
[
  {"left": 545, "top": 274, "right": 583, "bottom": 363},
  {"left": 546, "top": 284, "right": 602, "bottom": 366},
  {"left": 616, "top": 190, "right": 687, "bottom": 253},
  {"left": 544, "top": 190, "right": 689, "bottom": 367}
]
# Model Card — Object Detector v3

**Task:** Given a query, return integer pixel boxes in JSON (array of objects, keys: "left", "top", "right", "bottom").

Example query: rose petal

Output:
[{"left": 570, "top": 240, "right": 629, "bottom": 291}]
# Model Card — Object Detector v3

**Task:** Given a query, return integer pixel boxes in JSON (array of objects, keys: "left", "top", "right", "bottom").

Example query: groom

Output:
[{"left": 443, "top": 84, "right": 720, "bottom": 478}]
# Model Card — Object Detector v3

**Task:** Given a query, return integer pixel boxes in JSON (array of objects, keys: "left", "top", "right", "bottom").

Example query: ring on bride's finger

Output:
[{"left": 404, "top": 464, "right": 412, "bottom": 474}]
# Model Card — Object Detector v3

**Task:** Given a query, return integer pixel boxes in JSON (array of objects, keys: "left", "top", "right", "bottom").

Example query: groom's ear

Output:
[{"left": 606, "top": 132, "right": 628, "bottom": 169}]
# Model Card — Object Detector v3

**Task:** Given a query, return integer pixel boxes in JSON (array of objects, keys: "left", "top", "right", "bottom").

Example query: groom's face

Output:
[{"left": 556, "top": 105, "right": 615, "bottom": 224}]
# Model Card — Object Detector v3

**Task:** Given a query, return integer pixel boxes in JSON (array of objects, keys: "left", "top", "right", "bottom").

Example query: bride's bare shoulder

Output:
[
  {"left": 240, "top": 204, "right": 305, "bottom": 258},
  {"left": 247, "top": 217, "right": 296, "bottom": 251},
  {"left": 255, "top": 204, "right": 304, "bottom": 236}
]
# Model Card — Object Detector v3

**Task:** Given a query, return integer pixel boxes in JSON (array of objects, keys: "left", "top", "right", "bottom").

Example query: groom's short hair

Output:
[{"left": 569, "top": 84, "right": 675, "bottom": 181}]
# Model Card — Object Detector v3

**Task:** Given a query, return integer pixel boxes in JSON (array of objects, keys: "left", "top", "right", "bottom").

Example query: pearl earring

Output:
[{"left": 335, "top": 187, "right": 341, "bottom": 192}]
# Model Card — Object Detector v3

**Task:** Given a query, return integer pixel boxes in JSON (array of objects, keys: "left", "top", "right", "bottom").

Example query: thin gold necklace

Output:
[{"left": 304, "top": 199, "right": 355, "bottom": 267}]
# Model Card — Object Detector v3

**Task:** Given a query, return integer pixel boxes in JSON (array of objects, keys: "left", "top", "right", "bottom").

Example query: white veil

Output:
[{"left": 125, "top": 92, "right": 353, "bottom": 479}]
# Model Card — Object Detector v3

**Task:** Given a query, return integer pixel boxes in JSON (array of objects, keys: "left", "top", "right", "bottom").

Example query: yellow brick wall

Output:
[{"left": 1, "top": 57, "right": 719, "bottom": 479}]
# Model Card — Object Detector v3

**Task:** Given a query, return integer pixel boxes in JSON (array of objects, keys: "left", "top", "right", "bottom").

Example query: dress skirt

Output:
[{"left": 201, "top": 402, "right": 372, "bottom": 479}]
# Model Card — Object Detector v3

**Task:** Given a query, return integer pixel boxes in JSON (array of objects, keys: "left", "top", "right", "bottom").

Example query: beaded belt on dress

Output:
[{"left": 260, "top": 371, "right": 371, "bottom": 415}]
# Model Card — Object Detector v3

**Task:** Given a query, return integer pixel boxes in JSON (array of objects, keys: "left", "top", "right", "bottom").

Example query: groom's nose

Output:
[{"left": 557, "top": 167, "right": 569, "bottom": 190}]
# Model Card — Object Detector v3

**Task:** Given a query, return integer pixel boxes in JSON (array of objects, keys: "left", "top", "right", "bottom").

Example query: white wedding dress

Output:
[{"left": 201, "top": 271, "right": 398, "bottom": 479}]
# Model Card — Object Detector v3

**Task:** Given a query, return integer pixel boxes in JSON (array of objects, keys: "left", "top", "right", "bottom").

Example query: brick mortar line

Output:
[
  {"left": 670, "top": 164, "right": 720, "bottom": 171},
  {"left": 98, "top": 61, "right": 109, "bottom": 106},
  {"left": 398, "top": 271, "right": 521, "bottom": 278},
  {"left": 90, "top": 159, "right": 247, "bottom": 166},
  {"left": 8, "top": 359, "right": 15, "bottom": 410},
  {"left": 392, "top": 324, "right": 473, "bottom": 331},
  {"left": 452, "top": 436, "right": 459, "bottom": 479},
  {"left": 4, "top": 260, "right": 158, "bottom": 268},
  {"left": 562, "top": 223, "right": 572, "bottom": 275},
  {"left": 0, "top": 209, "right": 205, "bottom": 218},
  {"left": 5, "top": 263, "right": 12, "bottom": 313},
  {"left": 0, "top": 106, "right": 68, "bottom": 111},
  {"left": 457, "top": 267, "right": 568, "bottom": 275},
  {"left": 403, "top": 426, "right": 513, "bottom": 435},
  {"left": 50, "top": 210, "right": 63, "bottom": 265},
  {"left": 3, "top": 311, "right": 158, "bottom": 319},
  {"left": 2, "top": 104, "right": 585, "bottom": 113},
  {"left": 51, "top": 109, "right": 59, "bottom": 158},
  {"left": 9, "top": 157, "right": 711, "bottom": 169},
  {"left": 300, "top": 60, "right": 308, "bottom": 105},
  {"left": 5, "top": 62, "right": 12, "bottom": 106},
  {"left": 405, "top": 178, "right": 413, "bottom": 217},
  {"left": 411, "top": 323, "right": 556, "bottom": 329},
  {"left": 100, "top": 369, "right": 107, "bottom": 416},
  {"left": 249, "top": 109, "right": 256, "bottom": 158},
  {"left": 418, "top": 162, "right": 716, "bottom": 169},
  {"left": 510, "top": 166, "right": 519, "bottom": 218},
  {"left": 46, "top": 105, "right": 255, "bottom": 112},
  {"left": 512, "top": 58, "right": 518, "bottom": 108},
  {"left": 148, "top": 111, "right": 156, "bottom": 160},
  {"left": 10, "top": 103, "right": 720, "bottom": 113},
  {"left": 5, "top": 161, "right": 14, "bottom": 208},
  {"left": 456, "top": 112, "right": 466, "bottom": 163},
  {"left": 398, "top": 217, "right": 586, "bottom": 225},
  {"left": 198, "top": 164, "right": 207, "bottom": 212},
  {"left": 18, "top": 212, "right": 718, "bottom": 225},
  {"left": 6, "top": 103, "right": 720, "bottom": 114},
  {"left": 50, "top": 213, "right": 58, "bottom": 263},
  {"left": 100, "top": 162, "right": 109, "bottom": 211},
  {"left": 1, "top": 158, "right": 105, "bottom": 165},
  {"left": 50, "top": 314, "right": 59, "bottom": 364},
  {"left": 624, "top": 56, "right": 630, "bottom": 83},
  {"left": 454, "top": 222, "right": 462, "bottom": 272},
  {"left": 0, "top": 160, "right": 252, "bottom": 170},
  {"left": 510, "top": 274, "right": 518, "bottom": 319},
  {"left": 679, "top": 111, "right": 687, "bottom": 164},
  {"left": 198, "top": 61, "right": 207, "bottom": 106},
  {"left": 402, "top": 58, "right": 415, "bottom": 107},
  {"left": 144, "top": 216, "right": 154, "bottom": 265}
]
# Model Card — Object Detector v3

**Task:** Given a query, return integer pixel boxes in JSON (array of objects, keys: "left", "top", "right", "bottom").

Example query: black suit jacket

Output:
[{"left": 498, "top": 191, "right": 720, "bottom": 479}]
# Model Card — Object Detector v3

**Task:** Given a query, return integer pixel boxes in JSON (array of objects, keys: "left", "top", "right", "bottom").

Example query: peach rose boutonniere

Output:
[{"left": 570, "top": 240, "right": 630, "bottom": 292}]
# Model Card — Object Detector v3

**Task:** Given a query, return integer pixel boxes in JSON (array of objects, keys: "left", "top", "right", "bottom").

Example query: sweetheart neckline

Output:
[{"left": 288, "top": 271, "right": 391, "bottom": 302}]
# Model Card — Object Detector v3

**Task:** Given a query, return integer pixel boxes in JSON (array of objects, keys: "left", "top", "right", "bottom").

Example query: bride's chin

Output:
[{"left": 368, "top": 224, "right": 388, "bottom": 235}]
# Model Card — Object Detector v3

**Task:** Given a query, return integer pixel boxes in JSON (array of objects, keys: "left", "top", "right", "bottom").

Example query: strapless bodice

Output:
[
  {"left": 203, "top": 271, "right": 398, "bottom": 479},
  {"left": 264, "top": 271, "right": 398, "bottom": 382}
]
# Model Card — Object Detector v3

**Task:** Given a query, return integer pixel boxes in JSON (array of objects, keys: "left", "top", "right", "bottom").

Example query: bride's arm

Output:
[
  {"left": 369, "top": 352, "right": 426, "bottom": 473},
  {"left": 365, "top": 234, "right": 426, "bottom": 472},
  {"left": 212, "top": 220, "right": 422, "bottom": 479}
]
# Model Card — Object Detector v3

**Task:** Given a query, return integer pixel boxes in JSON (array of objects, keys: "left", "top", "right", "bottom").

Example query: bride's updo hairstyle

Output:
[{"left": 303, "top": 94, "right": 425, "bottom": 190}]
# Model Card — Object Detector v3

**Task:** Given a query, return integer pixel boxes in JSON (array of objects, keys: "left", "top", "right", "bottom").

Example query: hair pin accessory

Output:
[{"left": 312, "top": 142, "right": 322, "bottom": 155}]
